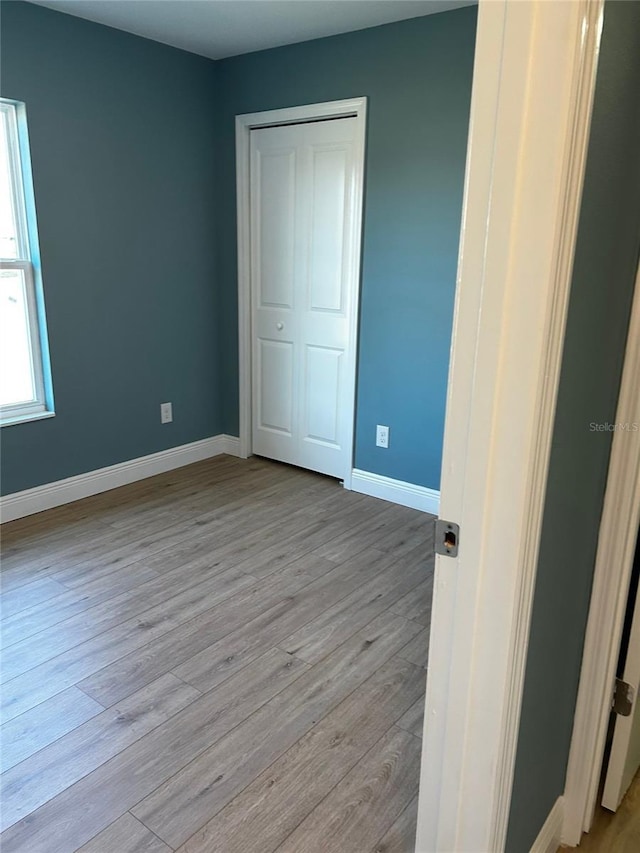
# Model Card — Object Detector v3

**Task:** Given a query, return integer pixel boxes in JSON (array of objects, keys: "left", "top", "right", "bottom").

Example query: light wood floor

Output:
[
  {"left": 0, "top": 455, "right": 434, "bottom": 853},
  {"left": 561, "top": 769, "right": 640, "bottom": 853}
]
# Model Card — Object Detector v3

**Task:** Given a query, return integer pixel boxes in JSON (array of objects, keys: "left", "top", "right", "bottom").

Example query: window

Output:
[{"left": 0, "top": 98, "right": 53, "bottom": 425}]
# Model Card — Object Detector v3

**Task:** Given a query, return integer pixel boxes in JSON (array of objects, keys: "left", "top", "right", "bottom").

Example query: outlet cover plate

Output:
[{"left": 376, "top": 425, "right": 389, "bottom": 448}]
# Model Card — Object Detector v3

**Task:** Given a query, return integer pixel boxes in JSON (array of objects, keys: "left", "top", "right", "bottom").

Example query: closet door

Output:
[{"left": 250, "top": 117, "right": 358, "bottom": 478}]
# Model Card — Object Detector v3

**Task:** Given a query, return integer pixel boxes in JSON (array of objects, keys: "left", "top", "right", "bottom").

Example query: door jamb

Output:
[
  {"left": 562, "top": 260, "right": 640, "bottom": 845},
  {"left": 235, "top": 97, "right": 367, "bottom": 488}
]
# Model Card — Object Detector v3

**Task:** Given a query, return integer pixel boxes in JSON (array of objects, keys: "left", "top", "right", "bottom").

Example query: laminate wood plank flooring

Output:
[
  {"left": 76, "top": 813, "right": 172, "bottom": 853},
  {"left": 561, "top": 768, "right": 640, "bottom": 853},
  {"left": 397, "top": 626, "right": 430, "bottom": 670},
  {"left": 1, "top": 455, "right": 434, "bottom": 852},
  {"left": 373, "top": 796, "right": 420, "bottom": 853},
  {"left": 170, "top": 657, "right": 423, "bottom": 853},
  {"left": 0, "top": 687, "right": 103, "bottom": 772},
  {"left": 397, "top": 696, "right": 426, "bottom": 740},
  {"left": 275, "top": 725, "right": 422, "bottom": 853}
]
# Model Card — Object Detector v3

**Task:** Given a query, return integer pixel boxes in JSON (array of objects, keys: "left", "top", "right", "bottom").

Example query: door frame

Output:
[
  {"left": 562, "top": 260, "right": 640, "bottom": 845},
  {"left": 235, "top": 97, "right": 367, "bottom": 487},
  {"left": 416, "top": 1, "right": 604, "bottom": 850}
]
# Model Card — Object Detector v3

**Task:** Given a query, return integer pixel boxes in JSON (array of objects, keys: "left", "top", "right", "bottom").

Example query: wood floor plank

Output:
[
  {"left": 1, "top": 504, "right": 104, "bottom": 544},
  {"left": 0, "top": 457, "right": 264, "bottom": 582},
  {"left": 132, "top": 612, "right": 421, "bottom": 849},
  {"left": 1, "top": 673, "right": 200, "bottom": 831},
  {"left": 1, "top": 559, "right": 254, "bottom": 680},
  {"left": 0, "top": 648, "right": 308, "bottom": 853},
  {"left": 374, "top": 513, "right": 435, "bottom": 558},
  {"left": 312, "top": 503, "right": 410, "bottom": 563},
  {"left": 1, "top": 566, "right": 254, "bottom": 720},
  {"left": 1, "top": 458, "right": 239, "bottom": 545},
  {"left": 2, "top": 517, "right": 145, "bottom": 582},
  {"left": 0, "top": 687, "right": 104, "bottom": 772},
  {"left": 371, "top": 795, "right": 419, "bottom": 853},
  {"left": 101, "top": 457, "right": 265, "bottom": 529},
  {"left": 77, "top": 554, "right": 331, "bottom": 707},
  {"left": 281, "top": 544, "right": 427, "bottom": 664},
  {"left": 173, "top": 546, "right": 398, "bottom": 693},
  {"left": 97, "top": 471, "right": 312, "bottom": 552},
  {"left": 57, "top": 471, "right": 308, "bottom": 587},
  {"left": 274, "top": 727, "right": 421, "bottom": 853},
  {"left": 9, "top": 477, "right": 253, "bottom": 586},
  {"left": 397, "top": 627, "right": 430, "bottom": 669},
  {"left": 1, "top": 563, "right": 161, "bottom": 648},
  {"left": 41, "top": 472, "right": 338, "bottom": 597},
  {"left": 48, "top": 520, "right": 226, "bottom": 589},
  {"left": 90, "top": 466, "right": 338, "bottom": 556},
  {"left": 233, "top": 500, "right": 386, "bottom": 579},
  {"left": 0, "top": 577, "right": 68, "bottom": 619},
  {"left": 142, "top": 482, "right": 347, "bottom": 582},
  {"left": 0, "top": 518, "right": 110, "bottom": 576},
  {"left": 390, "top": 575, "right": 434, "bottom": 626},
  {"left": 174, "top": 656, "right": 424, "bottom": 853},
  {"left": 396, "top": 694, "right": 425, "bottom": 739},
  {"left": 77, "top": 813, "right": 172, "bottom": 853},
  {"left": 105, "top": 476, "right": 327, "bottom": 577}
]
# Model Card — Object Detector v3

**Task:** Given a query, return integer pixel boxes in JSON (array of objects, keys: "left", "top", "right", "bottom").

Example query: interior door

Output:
[
  {"left": 602, "top": 531, "right": 640, "bottom": 810},
  {"left": 249, "top": 117, "right": 358, "bottom": 479}
]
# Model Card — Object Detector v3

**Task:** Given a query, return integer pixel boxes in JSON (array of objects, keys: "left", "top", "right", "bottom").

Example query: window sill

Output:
[{"left": 0, "top": 409, "right": 55, "bottom": 427}]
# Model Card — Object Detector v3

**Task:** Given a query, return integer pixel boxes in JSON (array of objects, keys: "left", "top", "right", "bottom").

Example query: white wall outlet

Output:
[
  {"left": 160, "top": 402, "right": 173, "bottom": 424},
  {"left": 376, "top": 424, "right": 390, "bottom": 448}
]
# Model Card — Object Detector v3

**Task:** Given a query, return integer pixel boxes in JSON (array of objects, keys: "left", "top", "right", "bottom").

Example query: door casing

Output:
[
  {"left": 235, "top": 98, "right": 367, "bottom": 488},
  {"left": 416, "top": 1, "right": 604, "bottom": 850}
]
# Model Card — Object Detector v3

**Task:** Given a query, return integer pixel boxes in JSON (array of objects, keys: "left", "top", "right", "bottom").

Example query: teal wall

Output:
[
  {"left": 506, "top": 3, "right": 640, "bottom": 850},
  {"left": 216, "top": 8, "right": 477, "bottom": 489},
  {"left": 0, "top": 1, "right": 476, "bottom": 496},
  {"left": 0, "top": 1, "right": 221, "bottom": 495}
]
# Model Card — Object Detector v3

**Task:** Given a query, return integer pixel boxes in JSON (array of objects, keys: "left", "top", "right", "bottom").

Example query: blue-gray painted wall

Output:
[
  {"left": 506, "top": 3, "right": 640, "bottom": 849},
  {"left": 0, "top": 1, "right": 221, "bottom": 495},
  {"left": 1, "top": 1, "right": 476, "bottom": 496},
  {"left": 216, "top": 8, "right": 477, "bottom": 488}
]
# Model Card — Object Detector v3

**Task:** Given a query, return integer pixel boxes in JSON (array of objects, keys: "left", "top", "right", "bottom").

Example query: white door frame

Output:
[
  {"left": 562, "top": 260, "right": 640, "bottom": 846},
  {"left": 416, "top": 1, "right": 603, "bottom": 851},
  {"left": 235, "top": 97, "right": 367, "bottom": 488}
]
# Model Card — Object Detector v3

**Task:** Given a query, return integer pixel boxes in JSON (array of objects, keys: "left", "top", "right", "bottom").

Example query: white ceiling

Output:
[{"left": 27, "top": 0, "right": 475, "bottom": 60}]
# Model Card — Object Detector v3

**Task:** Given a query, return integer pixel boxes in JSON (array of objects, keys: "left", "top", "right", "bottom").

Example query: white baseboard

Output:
[
  {"left": 350, "top": 468, "right": 440, "bottom": 514},
  {"left": 531, "top": 797, "right": 565, "bottom": 853},
  {"left": 1, "top": 434, "right": 241, "bottom": 523},
  {"left": 219, "top": 434, "right": 241, "bottom": 457}
]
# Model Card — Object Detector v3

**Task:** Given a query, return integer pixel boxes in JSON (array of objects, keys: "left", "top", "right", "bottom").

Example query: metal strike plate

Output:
[
  {"left": 435, "top": 519, "right": 460, "bottom": 558},
  {"left": 613, "top": 678, "right": 635, "bottom": 716}
]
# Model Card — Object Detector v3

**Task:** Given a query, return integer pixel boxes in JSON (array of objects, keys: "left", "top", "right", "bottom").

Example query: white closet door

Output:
[{"left": 250, "top": 117, "right": 358, "bottom": 478}]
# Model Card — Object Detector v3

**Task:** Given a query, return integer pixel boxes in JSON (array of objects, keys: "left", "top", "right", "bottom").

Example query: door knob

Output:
[{"left": 276, "top": 322, "right": 284, "bottom": 330}]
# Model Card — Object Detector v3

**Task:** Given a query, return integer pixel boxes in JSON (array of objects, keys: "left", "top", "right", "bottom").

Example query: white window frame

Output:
[{"left": 1, "top": 98, "right": 53, "bottom": 426}]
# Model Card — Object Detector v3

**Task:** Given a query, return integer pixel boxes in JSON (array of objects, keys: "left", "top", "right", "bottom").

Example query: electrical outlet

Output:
[
  {"left": 160, "top": 402, "right": 173, "bottom": 424},
  {"left": 376, "top": 424, "right": 390, "bottom": 448}
]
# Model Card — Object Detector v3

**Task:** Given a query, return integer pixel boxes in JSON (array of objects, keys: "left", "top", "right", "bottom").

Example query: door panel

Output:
[
  {"left": 257, "top": 339, "right": 294, "bottom": 435},
  {"left": 250, "top": 117, "right": 358, "bottom": 478},
  {"left": 303, "top": 345, "right": 342, "bottom": 446},
  {"left": 256, "top": 149, "right": 296, "bottom": 308},
  {"left": 308, "top": 147, "right": 348, "bottom": 313}
]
